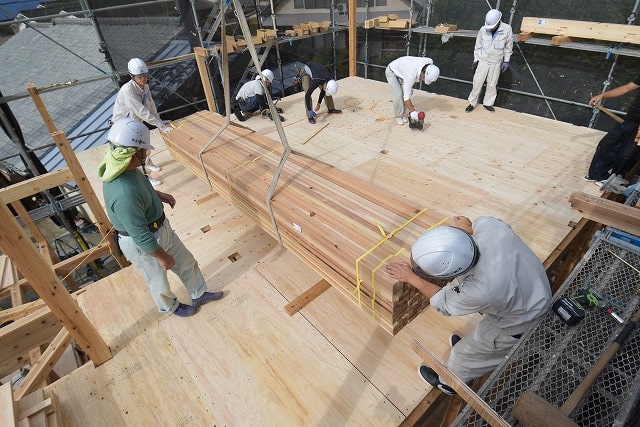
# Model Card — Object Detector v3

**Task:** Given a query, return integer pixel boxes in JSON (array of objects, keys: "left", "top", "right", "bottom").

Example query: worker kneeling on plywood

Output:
[
  {"left": 385, "top": 216, "right": 551, "bottom": 395},
  {"left": 98, "top": 118, "right": 224, "bottom": 317}
]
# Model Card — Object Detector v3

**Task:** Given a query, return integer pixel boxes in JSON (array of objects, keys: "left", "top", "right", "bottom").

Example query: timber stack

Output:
[{"left": 163, "top": 111, "right": 445, "bottom": 334}]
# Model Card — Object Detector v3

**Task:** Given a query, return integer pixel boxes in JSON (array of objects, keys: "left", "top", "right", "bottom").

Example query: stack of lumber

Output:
[
  {"left": 1, "top": 383, "right": 60, "bottom": 426},
  {"left": 520, "top": 17, "right": 640, "bottom": 45},
  {"left": 364, "top": 14, "right": 413, "bottom": 29},
  {"left": 163, "top": 111, "right": 444, "bottom": 334}
]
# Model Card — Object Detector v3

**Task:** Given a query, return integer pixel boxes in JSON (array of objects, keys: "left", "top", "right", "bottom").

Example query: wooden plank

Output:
[
  {"left": 0, "top": 382, "right": 17, "bottom": 427},
  {"left": 17, "top": 398, "right": 52, "bottom": 423},
  {"left": 15, "top": 328, "right": 73, "bottom": 400},
  {"left": 284, "top": 279, "right": 331, "bottom": 315},
  {"left": 569, "top": 191, "right": 640, "bottom": 236},
  {"left": 521, "top": 17, "right": 640, "bottom": 44},
  {"left": 0, "top": 168, "right": 74, "bottom": 204},
  {"left": 194, "top": 47, "right": 217, "bottom": 112},
  {"left": 411, "top": 338, "right": 510, "bottom": 427}
]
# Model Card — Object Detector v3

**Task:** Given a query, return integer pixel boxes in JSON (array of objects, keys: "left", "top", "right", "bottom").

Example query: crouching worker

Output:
[
  {"left": 98, "top": 118, "right": 224, "bottom": 317},
  {"left": 233, "top": 69, "right": 283, "bottom": 122},
  {"left": 385, "top": 216, "right": 550, "bottom": 394}
]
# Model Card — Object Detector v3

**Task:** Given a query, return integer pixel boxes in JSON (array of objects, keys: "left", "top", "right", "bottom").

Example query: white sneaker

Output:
[
  {"left": 395, "top": 117, "right": 405, "bottom": 125},
  {"left": 147, "top": 176, "right": 162, "bottom": 187},
  {"left": 146, "top": 164, "right": 162, "bottom": 172},
  {"left": 402, "top": 116, "right": 409, "bottom": 123}
]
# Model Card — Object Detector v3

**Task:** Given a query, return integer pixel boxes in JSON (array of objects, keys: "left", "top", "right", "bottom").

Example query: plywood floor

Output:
[{"left": 45, "top": 76, "right": 603, "bottom": 426}]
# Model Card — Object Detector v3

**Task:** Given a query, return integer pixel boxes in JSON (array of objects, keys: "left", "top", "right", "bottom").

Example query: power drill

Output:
[
  {"left": 409, "top": 111, "right": 425, "bottom": 130},
  {"left": 553, "top": 288, "right": 624, "bottom": 325}
]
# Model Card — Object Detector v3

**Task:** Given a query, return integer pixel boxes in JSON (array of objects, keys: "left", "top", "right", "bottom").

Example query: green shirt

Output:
[{"left": 103, "top": 169, "right": 164, "bottom": 253}]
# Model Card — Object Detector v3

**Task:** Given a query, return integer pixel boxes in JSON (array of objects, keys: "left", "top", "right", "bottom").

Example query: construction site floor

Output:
[{"left": 44, "top": 77, "right": 603, "bottom": 425}]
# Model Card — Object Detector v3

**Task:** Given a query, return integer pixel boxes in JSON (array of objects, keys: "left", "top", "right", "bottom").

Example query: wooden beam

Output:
[
  {"left": 284, "top": 279, "right": 331, "bottom": 315},
  {"left": 521, "top": 17, "right": 640, "bottom": 45},
  {"left": 15, "top": 329, "right": 72, "bottom": 400},
  {"left": 0, "top": 168, "right": 74, "bottom": 204},
  {"left": 569, "top": 191, "right": 640, "bottom": 236},
  {"left": 411, "top": 338, "right": 510, "bottom": 427},
  {"left": 348, "top": 0, "right": 356, "bottom": 76},
  {"left": 0, "top": 202, "right": 111, "bottom": 367},
  {"left": 194, "top": 47, "right": 218, "bottom": 112},
  {"left": 0, "top": 383, "right": 16, "bottom": 427},
  {"left": 551, "top": 35, "right": 572, "bottom": 45}
]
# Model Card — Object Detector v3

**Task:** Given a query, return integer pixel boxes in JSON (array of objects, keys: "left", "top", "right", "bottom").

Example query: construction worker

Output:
[
  {"left": 385, "top": 216, "right": 550, "bottom": 395},
  {"left": 98, "top": 118, "right": 224, "bottom": 317},
  {"left": 582, "top": 77, "right": 640, "bottom": 186},
  {"left": 233, "top": 69, "right": 283, "bottom": 122},
  {"left": 385, "top": 55, "right": 440, "bottom": 125},
  {"left": 465, "top": 9, "right": 513, "bottom": 113},
  {"left": 112, "top": 58, "right": 172, "bottom": 186},
  {"left": 302, "top": 62, "right": 342, "bottom": 124}
]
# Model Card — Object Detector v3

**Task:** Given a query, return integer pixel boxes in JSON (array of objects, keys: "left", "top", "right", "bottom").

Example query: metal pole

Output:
[
  {"left": 189, "top": 0, "right": 205, "bottom": 47},
  {"left": 79, "top": 0, "right": 119, "bottom": 88},
  {"left": 363, "top": 0, "right": 369, "bottom": 79}
]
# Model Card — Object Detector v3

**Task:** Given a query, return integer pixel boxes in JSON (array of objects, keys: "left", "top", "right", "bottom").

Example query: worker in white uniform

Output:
[
  {"left": 233, "top": 69, "right": 283, "bottom": 122},
  {"left": 385, "top": 216, "right": 551, "bottom": 395},
  {"left": 465, "top": 9, "right": 513, "bottom": 113},
  {"left": 385, "top": 56, "right": 440, "bottom": 125},
  {"left": 112, "top": 58, "right": 172, "bottom": 186}
]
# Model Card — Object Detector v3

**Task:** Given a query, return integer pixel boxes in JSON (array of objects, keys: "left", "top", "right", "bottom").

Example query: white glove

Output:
[
  {"left": 410, "top": 111, "right": 419, "bottom": 120},
  {"left": 161, "top": 124, "right": 173, "bottom": 133}
]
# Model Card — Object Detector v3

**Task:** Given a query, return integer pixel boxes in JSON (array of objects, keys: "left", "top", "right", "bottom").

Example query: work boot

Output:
[
  {"left": 328, "top": 109, "right": 342, "bottom": 114},
  {"left": 483, "top": 105, "right": 495, "bottom": 112},
  {"left": 173, "top": 303, "right": 195, "bottom": 317},
  {"left": 465, "top": 104, "right": 474, "bottom": 112},
  {"left": 308, "top": 116, "right": 316, "bottom": 124},
  {"left": 234, "top": 106, "right": 246, "bottom": 122},
  {"left": 267, "top": 112, "right": 285, "bottom": 122},
  {"left": 192, "top": 291, "right": 224, "bottom": 309},
  {"left": 418, "top": 365, "right": 457, "bottom": 395}
]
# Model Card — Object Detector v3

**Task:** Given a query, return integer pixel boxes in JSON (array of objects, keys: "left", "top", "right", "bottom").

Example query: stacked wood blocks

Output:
[
  {"left": 520, "top": 17, "right": 640, "bottom": 45},
  {"left": 364, "top": 14, "right": 413, "bottom": 29},
  {"left": 163, "top": 111, "right": 444, "bottom": 334}
]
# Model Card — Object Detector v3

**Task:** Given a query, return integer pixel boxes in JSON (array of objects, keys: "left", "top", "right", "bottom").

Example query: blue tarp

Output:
[{"left": 0, "top": 0, "right": 45, "bottom": 22}]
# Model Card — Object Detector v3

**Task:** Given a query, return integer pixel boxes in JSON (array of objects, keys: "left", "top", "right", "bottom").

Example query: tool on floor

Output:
[
  {"left": 598, "top": 174, "right": 629, "bottom": 194},
  {"left": 553, "top": 289, "right": 624, "bottom": 325},
  {"left": 409, "top": 111, "right": 425, "bottom": 130},
  {"left": 575, "top": 288, "right": 624, "bottom": 324},
  {"left": 513, "top": 307, "right": 640, "bottom": 426}
]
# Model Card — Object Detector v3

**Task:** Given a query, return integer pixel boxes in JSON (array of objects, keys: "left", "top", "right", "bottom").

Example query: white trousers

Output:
[
  {"left": 385, "top": 66, "right": 406, "bottom": 118},
  {"left": 118, "top": 218, "right": 207, "bottom": 313},
  {"left": 468, "top": 60, "right": 502, "bottom": 107}
]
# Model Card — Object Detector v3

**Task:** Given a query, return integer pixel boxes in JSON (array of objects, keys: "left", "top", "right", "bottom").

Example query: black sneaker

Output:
[
  {"left": 581, "top": 174, "right": 597, "bottom": 182},
  {"left": 192, "top": 291, "right": 224, "bottom": 309},
  {"left": 450, "top": 334, "right": 461, "bottom": 348},
  {"left": 483, "top": 105, "right": 495, "bottom": 112},
  {"left": 276, "top": 107, "right": 284, "bottom": 113},
  {"left": 308, "top": 116, "right": 316, "bottom": 124},
  {"left": 173, "top": 303, "right": 195, "bottom": 317},
  {"left": 465, "top": 104, "right": 474, "bottom": 112},
  {"left": 234, "top": 107, "right": 246, "bottom": 122},
  {"left": 418, "top": 365, "right": 457, "bottom": 395}
]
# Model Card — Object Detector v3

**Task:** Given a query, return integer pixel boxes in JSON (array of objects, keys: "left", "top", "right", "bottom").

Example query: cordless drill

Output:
[
  {"left": 409, "top": 111, "right": 425, "bottom": 130},
  {"left": 553, "top": 288, "right": 624, "bottom": 325}
]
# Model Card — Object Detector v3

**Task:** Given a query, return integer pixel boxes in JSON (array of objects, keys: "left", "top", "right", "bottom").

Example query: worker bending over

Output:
[
  {"left": 99, "top": 118, "right": 224, "bottom": 317},
  {"left": 386, "top": 216, "right": 550, "bottom": 395},
  {"left": 233, "top": 69, "right": 283, "bottom": 122},
  {"left": 465, "top": 9, "right": 513, "bottom": 113},
  {"left": 385, "top": 55, "right": 440, "bottom": 125},
  {"left": 302, "top": 62, "right": 342, "bottom": 124}
]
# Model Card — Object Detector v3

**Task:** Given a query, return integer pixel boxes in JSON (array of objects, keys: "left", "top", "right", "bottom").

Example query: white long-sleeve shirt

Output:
[
  {"left": 387, "top": 56, "right": 434, "bottom": 101},
  {"left": 235, "top": 79, "right": 266, "bottom": 101},
  {"left": 473, "top": 22, "right": 513, "bottom": 64},
  {"left": 112, "top": 80, "right": 170, "bottom": 132}
]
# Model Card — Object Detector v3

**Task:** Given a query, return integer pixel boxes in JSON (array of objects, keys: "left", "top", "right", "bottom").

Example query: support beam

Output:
[
  {"left": 0, "top": 202, "right": 111, "bottom": 367},
  {"left": 348, "top": 0, "right": 356, "bottom": 76},
  {"left": 194, "top": 47, "right": 218, "bottom": 112},
  {"left": 569, "top": 191, "right": 640, "bottom": 236},
  {"left": 0, "top": 168, "right": 74, "bottom": 204}
]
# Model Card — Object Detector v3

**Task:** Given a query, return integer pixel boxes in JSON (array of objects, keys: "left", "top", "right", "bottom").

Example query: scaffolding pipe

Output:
[
  {"left": 189, "top": 0, "right": 206, "bottom": 47},
  {"left": 78, "top": 0, "right": 119, "bottom": 88}
]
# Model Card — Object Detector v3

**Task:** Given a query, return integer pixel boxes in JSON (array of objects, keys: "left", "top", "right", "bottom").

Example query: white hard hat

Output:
[
  {"left": 485, "top": 9, "right": 502, "bottom": 28},
  {"left": 410, "top": 226, "right": 479, "bottom": 280},
  {"left": 423, "top": 64, "right": 440, "bottom": 85},
  {"left": 325, "top": 79, "right": 338, "bottom": 96},
  {"left": 127, "top": 58, "right": 148, "bottom": 76},
  {"left": 107, "top": 118, "right": 154, "bottom": 151},
  {"left": 257, "top": 69, "right": 274, "bottom": 82}
]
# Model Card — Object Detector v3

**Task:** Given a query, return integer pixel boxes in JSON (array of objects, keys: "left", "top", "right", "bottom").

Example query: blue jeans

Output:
[
  {"left": 238, "top": 95, "right": 264, "bottom": 113},
  {"left": 118, "top": 218, "right": 206, "bottom": 313}
]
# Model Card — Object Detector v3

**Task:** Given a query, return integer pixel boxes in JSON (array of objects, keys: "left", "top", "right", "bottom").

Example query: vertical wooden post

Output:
[
  {"left": 348, "top": 0, "right": 357, "bottom": 76},
  {"left": 0, "top": 202, "right": 112, "bottom": 366},
  {"left": 194, "top": 47, "right": 218, "bottom": 113}
]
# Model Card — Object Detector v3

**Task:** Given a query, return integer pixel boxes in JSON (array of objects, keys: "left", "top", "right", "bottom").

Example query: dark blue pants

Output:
[
  {"left": 588, "top": 120, "right": 639, "bottom": 180},
  {"left": 238, "top": 95, "right": 266, "bottom": 113}
]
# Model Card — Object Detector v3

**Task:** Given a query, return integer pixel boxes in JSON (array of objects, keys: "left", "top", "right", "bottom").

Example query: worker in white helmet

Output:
[
  {"left": 302, "top": 62, "right": 342, "bottom": 124},
  {"left": 112, "top": 58, "right": 172, "bottom": 186},
  {"left": 99, "top": 118, "right": 224, "bottom": 317},
  {"left": 233, "top": 69, "right": 283, "bottom": 122},
  {"left": 385, "top": 55, "right": 440, "bottom": 125},
  {"left": 385, "top": 216, "right": 550, "bottom": 395},
  {"left": 465, "top": 9, "right": 513, "bottom": 113}
]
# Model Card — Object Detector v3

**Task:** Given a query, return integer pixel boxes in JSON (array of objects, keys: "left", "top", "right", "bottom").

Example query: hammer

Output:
[{"left": 513, "top": 307, "right": 640, "bottom": 426}]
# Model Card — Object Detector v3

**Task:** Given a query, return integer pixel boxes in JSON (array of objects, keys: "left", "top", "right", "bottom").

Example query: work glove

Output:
[
  {"left": 308, "top": 110, "right": 317, "bottom": 118},
  {"left": 500, "top": 62, "right": 509, "bottom": 73},
  {"left": 409, "top": 111, "right": 419, "bottom": 121},
  {"left": 471, "top": 61, "right": 478, "bottom": 72}
]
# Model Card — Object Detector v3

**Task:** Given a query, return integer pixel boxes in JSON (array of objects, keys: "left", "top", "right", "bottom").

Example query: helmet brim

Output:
[{"left": 410, "top": 232, "right": 480, "bottom": 280}]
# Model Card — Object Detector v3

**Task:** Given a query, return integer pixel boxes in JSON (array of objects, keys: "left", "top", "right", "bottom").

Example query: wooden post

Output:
[
  {"left": 0, "top": 202, "right": 112, "bottom": 366},
  {"left": 194, "top": 47, "right": 218, "bottom": 113},
  {"left": 348, "top": 0, "right": 357, "bottom": 76}
]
